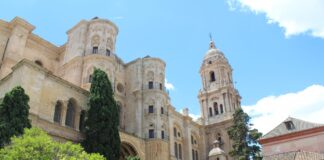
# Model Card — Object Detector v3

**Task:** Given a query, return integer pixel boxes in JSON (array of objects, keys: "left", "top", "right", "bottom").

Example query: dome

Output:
[
  {"left": 208, "top": 147, "right": 225, "bottom": 157},
  {"left": 204, "top": 48, "right": 225, "bottom": 60},
  {"left": 203, "top": 40, "right": 226, "bottom": 61},
  {"left": 208, "top": 140, "right": 225, "bottom": 157}
]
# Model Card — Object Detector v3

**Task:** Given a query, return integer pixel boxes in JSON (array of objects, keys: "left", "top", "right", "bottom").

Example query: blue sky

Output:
[{"left": 1, "top": 0, "right": 324, "bottom": 134}]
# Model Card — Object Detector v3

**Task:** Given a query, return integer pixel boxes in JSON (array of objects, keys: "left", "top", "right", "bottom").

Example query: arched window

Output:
[
  {"left": 213, "top": 102, "right": 219, "bottom": 115},
  {"left": 106, "top": 49, "right": 111, "bottom": 56},
  {"left": 34, "top": 60, "right": 43, "bottom": 67},
  {"left": 79, "top": 110, "right": 86, "bottom": 132},
  {"left": 65, "top": 99, "right": 76, "bottom": 128},
  {"left": 53, "top": 101, "right": 62, "bottom": 123},
  {"left": 220, "top": 104, "right": 224, "bottom": 114},
  {"left": 218, "top": 136, "right": 222, "bottom": 143},
  {"left": 210, "top": 71, "right": 216, "bottom": 82},
  {"left": 89, "top": 74, "right": 93, "bottom": 83},
  {"left": 209, "top": 107, "right": 213, "bottom": 117}
]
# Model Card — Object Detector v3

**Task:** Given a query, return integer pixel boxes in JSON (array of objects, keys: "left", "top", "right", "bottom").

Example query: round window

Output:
[{"left": 117, "top": 83, "right": 124, "bottom": 93}]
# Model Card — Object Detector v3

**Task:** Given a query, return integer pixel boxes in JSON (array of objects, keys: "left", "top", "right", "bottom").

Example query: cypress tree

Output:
[
  {"left": 82, "top": 68, "right": 120, "bottom": 160},
  {"left": 227, "top": 108, "right": 263, "bottom": 160},
  {"left": 0, "top": 86, "right": 31, "bottom": 148}
]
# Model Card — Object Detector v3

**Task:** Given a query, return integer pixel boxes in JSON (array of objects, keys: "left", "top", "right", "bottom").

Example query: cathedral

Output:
[{"left": 0, "top": 17, "right": 241, "bottom": 160}]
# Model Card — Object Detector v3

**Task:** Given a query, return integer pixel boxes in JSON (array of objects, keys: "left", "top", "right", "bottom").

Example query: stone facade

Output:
[{"left": 0, "top": 17, "right": 242, "bottom": 160}]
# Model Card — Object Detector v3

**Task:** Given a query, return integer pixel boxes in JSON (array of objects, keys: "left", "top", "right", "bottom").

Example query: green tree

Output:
[
  {"left": 0, "top": 127, "right": 105, "bottom": 160},
  {"left": 0, "top": 86, "right": 31, "bottom": 147},
  {"left": 227, "top": 108, "right": 263, "bottom": 160},
  {"left": 82, "top": 68, "right": 121, "bottom": 160}
]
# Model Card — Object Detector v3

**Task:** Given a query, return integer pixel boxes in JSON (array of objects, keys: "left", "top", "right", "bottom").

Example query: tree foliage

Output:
[
  {"left": 82, "top": 68, "right": 121, "bottom": 160},
  {"left": 0, "top": 86, "right": 31, "bottom": 147},
  {"left": 0, "top": 127, "right": 105, "bottom": 160},
  {"left": 227, "top": 108, "right": 263, "bottom": 160}
]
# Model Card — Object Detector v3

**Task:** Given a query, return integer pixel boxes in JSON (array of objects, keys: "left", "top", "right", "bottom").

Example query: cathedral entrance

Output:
[{"left": 120, "top": 142, "right": 138, "bottom": 160}]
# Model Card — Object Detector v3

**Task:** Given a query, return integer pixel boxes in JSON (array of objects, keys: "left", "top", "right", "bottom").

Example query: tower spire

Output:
[{"left": 209, "top": 33, "right": 215, "bottom": 49}]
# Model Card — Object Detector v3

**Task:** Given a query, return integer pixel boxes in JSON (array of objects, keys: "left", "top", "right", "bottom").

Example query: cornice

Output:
[
  {"left": 259, "top": 125, "right": 324, "bottom": 145},
  {"left": 12, "top": 59, "right": 89, "bottom": 96},
  {"left": 142, "top": 57, "right": 166, "bottom": 68},
  {"left": 0, "top": 19, "right": 9, "bottom": 29},
  {"left": 28, "top": 34, "right": 60, "bottom": 53},
  {"left": 66, "top": 20, "right": 88, "bottom": 34},
  {"left": 9, "top": 16, "right": 35, "bottom": 32}
]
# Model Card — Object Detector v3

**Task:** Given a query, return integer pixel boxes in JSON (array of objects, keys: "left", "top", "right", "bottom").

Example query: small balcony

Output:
[
  {"left": 144, "top": 132, "right": 169, "bottom": 141},
  {"left": 144, "top": 108, "right": 157, "bottom": 116},
  {"left": 143, "top": 82, "right": 169, "bottom": 95},
  {"left": 86, "top": 48, "right": 116, "bottom": 57}
]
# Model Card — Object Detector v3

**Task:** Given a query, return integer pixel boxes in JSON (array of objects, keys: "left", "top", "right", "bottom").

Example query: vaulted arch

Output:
[
  {"left": 65, "top": 98, "right": 77, "bottom": 128},
  {"left": 53, "top": 100, "right": 63, "bottom": 123},
  {"left": 120, "top": 142, "right": 138, "bottom": 160}
]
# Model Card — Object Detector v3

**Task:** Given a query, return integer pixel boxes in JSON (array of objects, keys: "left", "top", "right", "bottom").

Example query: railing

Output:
[
  {"left": 144, "top": 108, "right": 170, "bottom": 118},
  {"left": 160, "top": 112, "right": 169, "bottom": 118},
  {"left": 85, "top": 48, "right": 116, "bottom": 57},
  {"left": 199, "top": 81, "right": 234, "bottom": 93},
  {"left": 144, "top": 108, "right": 157, "bottom": 116},
  {"left": 143, "top": 82, "right": 169, "bottom": 95},
  {"left": 144, "top": 132, "right": 170, "bottom": 141}
]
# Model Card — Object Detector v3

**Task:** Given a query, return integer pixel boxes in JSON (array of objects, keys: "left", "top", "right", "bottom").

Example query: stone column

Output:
[
  {"left": 74, "top": 108, "right": 81, "bottom": 131},
  {"left": 61, "top": 100, "right": 68, "bottom": 127}
]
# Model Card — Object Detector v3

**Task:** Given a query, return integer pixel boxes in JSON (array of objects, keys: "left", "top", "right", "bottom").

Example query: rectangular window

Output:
[
  {"left": 191, "top": 136, "right": 194, "bottom": 144},
  {"left": 179, "top": 144, "right": 182, "bottom": 159},
  {"left": 148, "top": 81, "right": 154, "bottom": 89},
  {"left": 92, "top": 46, "right": 98, "bottom": 54},
  {"left": 149, "top": 105, "right": 154, "bottom": 113},
  {"left": 174, "top": 128, "right": 177, "bottom": 137},
  {"left": 220, "top": 105, "right": 224, "bottom": 114},
  {"left": 161, "top": 131, "right": 165, "bottom": 139},
  {"left": 174, "top": 142, "right": 178, "bottom": 158},
  {"left": 192, "top": 149, "right": 195, "bottom": 160},
  {"left": 149, "top": 129, "right": 154, "bottom": 138},
  {"left": 209, "top": 108, "right": 213, "bottom": 117},
  {"left": 195, "top": 150, "right": 198, "bottom": 160},
  {"left": 161, "top": 107, "right": 164, "bottom": 114},
  {"left": 159, "top": 83, "right": 163, "bottom": 90}
]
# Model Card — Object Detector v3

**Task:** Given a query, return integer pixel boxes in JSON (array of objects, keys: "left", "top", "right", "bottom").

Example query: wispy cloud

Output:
[
  {"left": 227, "top": 0, "right": 324, "bottom": 38},
  {"left": 165, "top": 79, "right": 175, "bottom": 90},
  {"left": 243, "top": 85, "right": 324, "bottom": 135}
]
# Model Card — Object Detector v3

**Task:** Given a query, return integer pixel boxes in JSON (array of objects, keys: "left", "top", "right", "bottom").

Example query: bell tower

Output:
[{"left": 198, "top": 38, "right": 241, "bottom": 125}]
